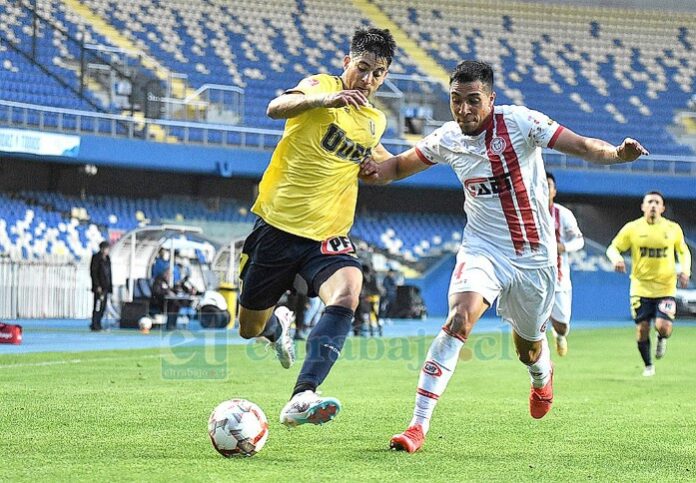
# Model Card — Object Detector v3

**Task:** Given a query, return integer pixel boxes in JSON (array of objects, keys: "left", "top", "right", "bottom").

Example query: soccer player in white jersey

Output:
[
  {"left": 359, "top": 60, "right": 648, "bottom": 453},
  {"left": 546, "top": 171, "right": 584, "bottom": 356}
]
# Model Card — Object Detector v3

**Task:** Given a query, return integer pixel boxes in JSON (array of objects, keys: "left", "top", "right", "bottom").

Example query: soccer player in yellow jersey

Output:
[
  {"left": 237, "top": 27, "right": 396, "bottom": 427},
  {"left": 606, "top": 191, "right": 692, "bottom": 377}
]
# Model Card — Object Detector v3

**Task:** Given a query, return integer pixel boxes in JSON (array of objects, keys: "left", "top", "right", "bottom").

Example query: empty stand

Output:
[
  {"left": 0, "top": 0, "right": 118, "bottom": 111},
  {"left": 75, "top": 0, "right": 427, "bottom": 131},
  {"left": 374, "top": 0, "right": 696, "bottom": 157},
  {"left": 1, "top": 0, "right": 694, "bottom": 158},
  {"left": 0, "top": 191, "right": 256, "bottom": 260}
]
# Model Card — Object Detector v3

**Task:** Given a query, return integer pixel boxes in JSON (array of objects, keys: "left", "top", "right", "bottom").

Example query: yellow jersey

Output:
[
  {"left": 251, "top": 74, "right": 387, "bottom": 241},
  {"left": 607, "top": 217, "right": 692, "bottom": 297}
]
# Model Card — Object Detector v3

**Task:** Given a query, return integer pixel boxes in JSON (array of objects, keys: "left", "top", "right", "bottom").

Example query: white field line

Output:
[{"left": 0, "top": 353, "right": 162, "bottom": 369}]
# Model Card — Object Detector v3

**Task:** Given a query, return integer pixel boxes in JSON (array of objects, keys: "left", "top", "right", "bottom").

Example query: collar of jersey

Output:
[{"left": 643, "top": 217, "right": 665, "bottom": 226}]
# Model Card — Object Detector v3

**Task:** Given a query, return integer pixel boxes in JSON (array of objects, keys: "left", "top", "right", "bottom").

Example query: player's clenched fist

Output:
[
  {"left": 613, "top": 260, "right": 627, "bottom": 273},
  {"left": 358, "top": 157, "right": 380, "bottom": 182}
]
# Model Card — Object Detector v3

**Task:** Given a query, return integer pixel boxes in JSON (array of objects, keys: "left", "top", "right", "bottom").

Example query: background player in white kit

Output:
[
  {"left": 359, "top": 60, "right": 648, "bottom": 453},
  {"left": 546, "top": 171, "right": 584, "bottom": 356}
]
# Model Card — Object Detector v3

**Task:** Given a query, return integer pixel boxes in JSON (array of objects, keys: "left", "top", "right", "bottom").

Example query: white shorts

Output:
[
  {"left": 550, "top": 289, "right": 572, "bottom": 325},
  {"left": 448, "top": 248, "right": 555, "bottom": 341}
]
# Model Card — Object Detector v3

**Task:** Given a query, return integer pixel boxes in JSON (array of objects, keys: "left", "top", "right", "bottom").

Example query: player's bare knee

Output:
[
  {"left": 636, "top": 321, "right": 650, "bottom": 341},
  {"left": 447, "top": 308, "right": 475, "bottom": 338},
  {"left": 656, "top": 319, "right": 672, "bottom": 338},
  {"left": 324, "top": 290, "right": 360, "bottom": 311},
  {"left": 517, "top": 344, "right": 542, "bottom": 365}
]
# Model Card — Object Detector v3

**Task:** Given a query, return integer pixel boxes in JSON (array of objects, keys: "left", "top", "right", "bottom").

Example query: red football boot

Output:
[
  {"left": 390, "top": 425, "right": 425, "bottom": 453},
  {"left": 530, "top": 367, "right": 554, "bottom": 419}
]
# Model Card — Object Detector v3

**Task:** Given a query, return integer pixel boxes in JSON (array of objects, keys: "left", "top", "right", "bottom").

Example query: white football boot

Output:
[
  {"left": 552, "top": 328, "right": 568, "bottom": 357},
  {"left": 272, "top": 306, "right": 296, "bottom": 369},
  {"left": 642, "top": 365, "right": 655, "bottom": 377},
  {"left": 279, "top": 390, "right": 341, "bottom": 427},
  {"left": 655, "top": 337, "right": 667, "bottom": 360}
]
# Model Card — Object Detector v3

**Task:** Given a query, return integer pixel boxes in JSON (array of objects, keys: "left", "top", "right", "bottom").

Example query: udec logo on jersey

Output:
[
  {"left": 490, "top": 136, "right": 506, "bottom": 155},
  {"left": 321, "top": 123, "right": 371, "bottom": 164}
]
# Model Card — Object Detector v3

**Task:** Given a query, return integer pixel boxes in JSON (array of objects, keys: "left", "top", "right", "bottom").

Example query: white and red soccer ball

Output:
[{"left": 208, "top": 399, "right": 269, "bottom": 457}]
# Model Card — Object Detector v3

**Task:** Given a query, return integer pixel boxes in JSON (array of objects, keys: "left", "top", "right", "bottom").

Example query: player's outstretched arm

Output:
[
  {"left": 267, "top": 90, "right": 369, "bottom": 119},
  {"left": 359, "top": 147, "right": 430, "bottom": 185},
  {"left": 552, "top": 129, "right": 649, "bottom": 165}
]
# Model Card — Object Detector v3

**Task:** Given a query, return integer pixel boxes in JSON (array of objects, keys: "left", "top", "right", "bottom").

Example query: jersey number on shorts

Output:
[
  {"left": 658, "top": 299, "right": 676, "bottom": 318},
  {"left": 321, "top": 236, "right": 355, "bottom": 255}
]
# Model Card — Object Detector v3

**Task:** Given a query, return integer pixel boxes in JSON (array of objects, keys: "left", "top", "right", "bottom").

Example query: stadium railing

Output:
[
  {"left": 2, "top": 100, "right": 696, "bottom": 175},
  {"left": 0, "top": 256, "right": 91, "bottom": 319},
  {"left": 0, "top": 100, "right": 280, "bottom": 148}
]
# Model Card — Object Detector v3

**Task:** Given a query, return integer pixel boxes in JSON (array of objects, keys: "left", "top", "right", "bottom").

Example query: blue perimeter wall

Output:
[
  {"left": 409, "top": 254, "right": 632, "bottom": 319},
  {"left": 18, "top": 133, "right": 696, "bottom": 200}
]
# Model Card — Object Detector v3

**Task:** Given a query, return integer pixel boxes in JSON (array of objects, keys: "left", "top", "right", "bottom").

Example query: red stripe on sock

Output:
[
  {"left": 442, "top": 325, "right": 467, "bottom": 342},
  {"left": 417, "top": 388, "right": 440, "bottom": 400}
]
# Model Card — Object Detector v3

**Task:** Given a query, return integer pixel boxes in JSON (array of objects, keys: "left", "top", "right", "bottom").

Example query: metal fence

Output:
[
  {"left": 0, "top": 99, "right": 284, "bottom": 150},
  {"left": 0, "top": 257, "right": 91, "bottom": 319}
]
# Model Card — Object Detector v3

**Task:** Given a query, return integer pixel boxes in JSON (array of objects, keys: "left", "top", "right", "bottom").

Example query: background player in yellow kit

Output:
[
  {"left": 236, "top": 27, "right": 397, "bottom": 426},
  {"left": 606, "top": 191, "right": 692, "bottom": 377}
]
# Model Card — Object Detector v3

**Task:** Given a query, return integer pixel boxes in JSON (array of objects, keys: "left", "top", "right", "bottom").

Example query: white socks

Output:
[
  {"left": 527, "top": 336, "right": 552, "bottom": 388},
  {"left": 408, "top": 330, "right": 552, "bottom": 435},
  {"left": 410, "top": 329, "right": 465, "bottom": 434}
]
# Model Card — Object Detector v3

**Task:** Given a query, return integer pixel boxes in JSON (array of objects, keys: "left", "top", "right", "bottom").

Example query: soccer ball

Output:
[
  {"left": 138, "top": 316, "right": 153, "bottom": 332},
  {"left": 208, "top": 399, "right": 269, "bottom": 457}
]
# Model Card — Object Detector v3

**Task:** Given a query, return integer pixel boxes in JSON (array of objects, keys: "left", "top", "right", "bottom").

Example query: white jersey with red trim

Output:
[
  {"left": 550, "top": 202, "right": 584, "bottom": 291},
  {"left": 416, "top": 104, "right": 564, "bottom": 269}
]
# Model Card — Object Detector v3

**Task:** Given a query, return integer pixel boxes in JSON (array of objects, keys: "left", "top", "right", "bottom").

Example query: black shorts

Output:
[
  {"left": 631, "top": 296, "right": 677, "bottom": 323},
  {"left": 238, "top": 219, "right": 362, "bottom": 310}
]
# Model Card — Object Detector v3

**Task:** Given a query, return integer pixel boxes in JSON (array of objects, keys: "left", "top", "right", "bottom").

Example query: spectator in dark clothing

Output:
[
  {"left": 151, "top": 248, "right": 169, "bottom": 279},
  {"left": 151, "top": 268, "right": 180, "bottom": 330},
  {"left": 381, "top": 269, "right": 398, "bottom": 318},
  {"left": 90, "top": 241, "right": 112, "bottom": 331},
  {"left": 354, "top": 263, "right": 383, "bottom": 336}
]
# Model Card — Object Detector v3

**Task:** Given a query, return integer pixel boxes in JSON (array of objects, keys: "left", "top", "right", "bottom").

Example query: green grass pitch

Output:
[{"left": 1, "top": 326, "right": 695, "bottom": 482}]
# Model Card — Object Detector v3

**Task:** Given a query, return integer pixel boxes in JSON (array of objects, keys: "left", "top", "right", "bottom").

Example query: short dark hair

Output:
[
  {"left": 546, "top": 171, "right": 556, "bottom": 184},
  {"left": 350, "top": 27, "right": 396, "bottom": 66},
  {"left": 449, "top": 60, "right": 494, "bottom": 92},
  {"left": 99, "top": 241, "right": 110, "bottom": 250},
  {"left": 645, "top": 190, "right": 665, "bottom": 203}
]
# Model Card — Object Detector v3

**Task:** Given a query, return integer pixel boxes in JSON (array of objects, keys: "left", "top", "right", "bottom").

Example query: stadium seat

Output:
[{"left": 0, "top": 1, "right": 116, "bottom": 112}]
